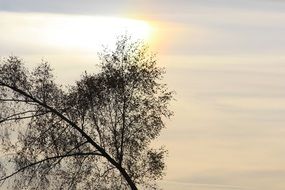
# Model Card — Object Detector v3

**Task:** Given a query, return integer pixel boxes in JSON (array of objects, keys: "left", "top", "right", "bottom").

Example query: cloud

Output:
[
  {"left": 0, "top": 0, "right": 127, "bottom": 15},
  {"left": 160, "top": 180, "right": 253, "bottom": 190}
]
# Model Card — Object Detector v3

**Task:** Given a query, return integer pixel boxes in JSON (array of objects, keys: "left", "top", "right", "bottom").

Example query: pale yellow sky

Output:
[{"left": 1, "top": 0, "right": 285, "bottom": 189}]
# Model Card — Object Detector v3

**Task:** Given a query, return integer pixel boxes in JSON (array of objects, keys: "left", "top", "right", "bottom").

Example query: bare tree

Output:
[{"left": 0, "top": 36, "right": 174, "bottom": 190}]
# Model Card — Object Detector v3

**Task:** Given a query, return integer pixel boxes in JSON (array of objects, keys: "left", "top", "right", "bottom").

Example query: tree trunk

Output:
[
  {"left": 116, "top": 164, "right": 138, "bottom": 190},
  {"left": 102, "top": 151, "right": 138, "bottom": 190}
]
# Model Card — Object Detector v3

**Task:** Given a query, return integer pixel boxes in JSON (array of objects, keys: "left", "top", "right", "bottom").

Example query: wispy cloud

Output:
[{"left": 160, "top": 180, "right": 255, "bottom": 190}]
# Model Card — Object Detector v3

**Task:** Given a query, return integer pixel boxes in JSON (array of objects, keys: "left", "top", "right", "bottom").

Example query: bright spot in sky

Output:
[{"left": 43, "top": 16, "right": 153, "bottom": 51}]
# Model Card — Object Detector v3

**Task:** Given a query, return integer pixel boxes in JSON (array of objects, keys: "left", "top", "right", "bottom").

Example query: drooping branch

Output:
[
  {"left": 0, "top": 99, "right": 31, "bottom": 103},
  {"left": 0, "top": 111, "right": 49, "bottom": 124},
  {"left": 0, "top": 152, "right": 102, "bottom": 182}
]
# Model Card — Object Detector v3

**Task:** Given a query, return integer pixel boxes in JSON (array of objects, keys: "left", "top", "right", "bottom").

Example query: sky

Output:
[{"left": 1, "top": 0, "right": 285, "bottom": 189}]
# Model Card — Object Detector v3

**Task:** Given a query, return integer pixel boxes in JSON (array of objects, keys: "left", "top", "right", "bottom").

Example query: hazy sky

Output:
[{"left": 1, "top": 1, "right": 285, "bottom": 190}]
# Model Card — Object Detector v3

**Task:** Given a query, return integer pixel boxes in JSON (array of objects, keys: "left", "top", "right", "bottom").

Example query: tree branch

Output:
[
  {"left": 0, "top": 111, "right": 49, "bottom": 124},
  {"left": 0, "top": 98, "right": 32, "bottom": 103},
  {"left": 0, "top": 152, "right": 102, "bottom": 182}
]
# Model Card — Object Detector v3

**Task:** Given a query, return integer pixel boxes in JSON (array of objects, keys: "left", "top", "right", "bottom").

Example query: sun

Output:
[{"left": 44, "top": 15, "right": 153, "bottom": 51}]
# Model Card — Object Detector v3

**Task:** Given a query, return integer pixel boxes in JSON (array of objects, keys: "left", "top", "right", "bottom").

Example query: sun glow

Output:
[{"left": 43, "top": 16, "right": 153, "bottom": 51}]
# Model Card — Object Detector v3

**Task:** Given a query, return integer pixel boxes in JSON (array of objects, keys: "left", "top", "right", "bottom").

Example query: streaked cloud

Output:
[{"left": 1, "top": 1, "right": 285, "bottom": 190}]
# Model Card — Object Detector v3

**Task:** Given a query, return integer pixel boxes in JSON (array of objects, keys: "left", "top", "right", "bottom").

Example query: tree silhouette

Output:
[{"left": 0, "top": 36, "right": 174, "bottom": 190}]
